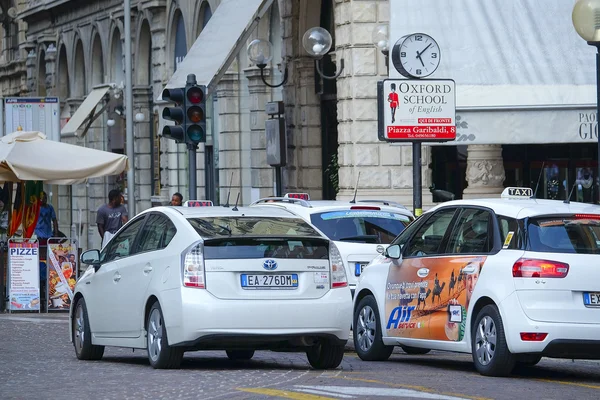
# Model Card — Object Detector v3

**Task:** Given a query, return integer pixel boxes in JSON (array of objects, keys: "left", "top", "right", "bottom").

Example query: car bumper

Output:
[
  {"left": 500, "top": 291, "right": 600, "bottom": 358},
  {"left": 162, "top": 287, "right": 352, "bottom": 348}
]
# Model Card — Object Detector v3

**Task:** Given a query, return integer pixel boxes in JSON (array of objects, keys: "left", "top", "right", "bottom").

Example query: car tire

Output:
[
  {"left": 471, "top": 304, "right": 516, "bottom": 377},
  {"left": 401, "top": 345, "right": 431, "bottom": 355},
  {"left": 72, "top": 298, "right": 104, "bottom": 361},
  {"left": 353, "top": 295, "right": 394, "bottom": 361},
  {"left": 306, "top": 339, "right": 345, "bottom": 369},
  {"left": 226, "top": 350, "right": 255, "bottom": 361},
  {"left": 147, "top": 302, "right": 184, "bottom": 369}
]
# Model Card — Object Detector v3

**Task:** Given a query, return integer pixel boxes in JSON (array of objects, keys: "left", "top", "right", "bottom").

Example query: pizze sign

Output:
[{"left": 378, "top": 79, "right": 456, "bottom": 142}]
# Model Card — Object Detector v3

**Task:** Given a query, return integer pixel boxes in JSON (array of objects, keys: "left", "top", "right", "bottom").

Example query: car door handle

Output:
[
  {"left": 462, "top": 264, "right": 478, "bottom": 275},
  {"left": 143, "top": 266, "right": 153, "bottom": 275},
  {"left": 113, "top": 273, "right": 121, "bottom": 282},
  {"left": 417, "top": 268, "right": 430, "bottom": 278}
]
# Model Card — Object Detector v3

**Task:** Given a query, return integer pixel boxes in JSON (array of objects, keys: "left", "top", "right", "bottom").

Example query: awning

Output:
[
  {"left": 61, "top": 85, "right": 111, "bottom": 136},
  {"left": 161, "top": 0, "right": 273, "bottom": 98}
]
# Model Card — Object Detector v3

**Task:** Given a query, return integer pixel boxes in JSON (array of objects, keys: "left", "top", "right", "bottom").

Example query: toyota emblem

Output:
[{"left": 263, "top": 259, "right": 278, "bottom": 271}]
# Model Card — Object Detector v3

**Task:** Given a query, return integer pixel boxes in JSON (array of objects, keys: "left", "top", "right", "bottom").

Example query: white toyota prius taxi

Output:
[
  {"left": 70, "top": 204, "right": 351, "bottom": 369},
  {"left": 353, "top": 187, "right": 600, "bottom": 377}
]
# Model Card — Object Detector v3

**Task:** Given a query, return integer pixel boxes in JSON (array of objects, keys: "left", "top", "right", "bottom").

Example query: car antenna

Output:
[
  {"left": 564, "top": 182, "right": 577, "bottom": 204},
  {"left": 223, "top": 172, "right": 234, "bottom": 207},
  {"left": 349, "top": 171, "right": 361, "bottom": 204},
  {"left": 232, "top": 192, "right": 240, "bottom": 211},
  {"left": 532, "top": 162, "right": 545, "bottom": 199}
]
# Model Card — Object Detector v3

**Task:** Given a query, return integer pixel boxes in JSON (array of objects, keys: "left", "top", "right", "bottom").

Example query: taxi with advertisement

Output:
[
  {"left": 352, "top": 187, "right": 600, "bottom": 377},
  {"left": 251, "top": 193, "right": 415, "bottom": 297}
]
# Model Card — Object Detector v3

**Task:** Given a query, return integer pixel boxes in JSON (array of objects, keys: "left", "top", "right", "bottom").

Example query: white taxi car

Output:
[
  {"left": 251, "top": 193, "right": 414, "bottom": 297},
  {"left": 353, "top": 187, "right": 600, "bottom": 377},
  {"left": 70, "top": 205, "right": 351, "bottom": 369}
]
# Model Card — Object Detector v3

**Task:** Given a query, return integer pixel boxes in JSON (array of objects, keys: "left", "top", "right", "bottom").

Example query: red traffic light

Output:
[{"left": 187, "top": 86, "right": 204, "bottom": 104}]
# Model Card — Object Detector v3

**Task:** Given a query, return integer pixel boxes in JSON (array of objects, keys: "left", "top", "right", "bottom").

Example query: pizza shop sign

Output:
[{"left": 378, "top": 79, "right": 456, "bottom": 142}]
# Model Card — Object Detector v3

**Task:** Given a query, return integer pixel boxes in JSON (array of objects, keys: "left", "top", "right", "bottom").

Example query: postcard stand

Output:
[{"left": 46, "top": 237, "right": 79, "bottom": 313}]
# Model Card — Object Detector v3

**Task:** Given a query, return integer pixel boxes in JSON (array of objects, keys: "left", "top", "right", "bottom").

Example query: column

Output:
[
  {"left": 133, "top": 86, "right": 154, "bottom": 211},
  {"left": 216, "top": 71, "right": 243, "bottom": 204},
  {"left": 245, "top": 66, "right": 272, "bottom": 199},
  {"left": 43, "top": 42, "right": 57, "bottom": 95},
  {"left": 462, "top": 144, "right": 506, "bottom": 199}
]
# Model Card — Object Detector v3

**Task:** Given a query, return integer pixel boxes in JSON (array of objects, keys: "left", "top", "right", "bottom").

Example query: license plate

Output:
[
  {"left": 355, "top": 262, "right": 368, "bottom": 276},
  {"left": 583, "top": 292, "right": 600, "bottom": 307},
  {"left": 241, "top": 274, "right": 298, "bottom": 290}
]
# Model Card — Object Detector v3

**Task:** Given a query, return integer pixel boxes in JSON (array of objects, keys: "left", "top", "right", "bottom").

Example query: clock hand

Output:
[
  {"left": 420, "top": 43, "right": 433, "bottom": 56},
  {"left": 416, "top": 51, "right": 425, "bottom": 67}
]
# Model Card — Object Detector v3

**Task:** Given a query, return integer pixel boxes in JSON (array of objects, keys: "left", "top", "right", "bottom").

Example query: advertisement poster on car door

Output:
[
  {"left": 8, "top": 240, "right": 40, "bottom": 311},
  {"left": 47, "top": 239, "right": 77, "bottom": 311},
  {"left": 385, "top": 256, "right": 486, "bottom": 342}
]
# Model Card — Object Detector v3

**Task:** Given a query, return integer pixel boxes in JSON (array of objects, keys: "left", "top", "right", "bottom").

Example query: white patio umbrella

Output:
[{"left": 0, "top": 131, "right": 128, "bottom": 184}]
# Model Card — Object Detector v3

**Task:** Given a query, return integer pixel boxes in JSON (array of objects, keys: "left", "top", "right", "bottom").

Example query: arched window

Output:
[
  {"left": 197, "top": 2, "right": 212, "bottom": 36},
  {"left": 173, "top": 12, "right": 187, "bottom": 71},
  {"left": 37, "top": 50, "right": 46, "bottom": 96},
  {"left": 110, "top": 31, "right": 124, "bottom": 84},
  {"left": 73, "top": 40, "right": 86, "bottom": 97}
]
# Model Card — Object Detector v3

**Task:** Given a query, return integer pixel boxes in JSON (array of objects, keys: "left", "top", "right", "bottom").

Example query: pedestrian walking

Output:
[{"left": 97, "top": 189, "right": 128, "bottom": 248}]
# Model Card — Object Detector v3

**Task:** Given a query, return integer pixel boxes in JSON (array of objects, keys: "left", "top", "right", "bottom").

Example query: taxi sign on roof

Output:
[
  {"left": 185, "top": 200, "right": 214, "bottom": 207},
  {"left": 285, "top": 193, "right": 310, "bottom": 200},
  {"left": 501, "top": 187, "right": 533, "bottom": 199}
]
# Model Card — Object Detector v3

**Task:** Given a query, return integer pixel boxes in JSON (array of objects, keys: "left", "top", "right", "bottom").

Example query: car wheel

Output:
[
  {"left": 401, "top": 345, "right": 431, "bottom": 355},
  {"left": 306, "top": 339, "right": 345, "bottom": 369},
  {"left": 471, "top": 305, "right": 516, "bottom": 377},
  {"left": 226, "top": 350, "right": 255, "bottom": 361},
  {"left": 72, "top": 298, "right": 104, "bottom": 360},
  {"left": 516, "top": 354, "right": 542, "bottom": 367},
  {"left": 353, "top": 295, "right": 394, "bottom": 361},
  {"left": 147, "top": 302, "right": 184, "bottom": 369}
]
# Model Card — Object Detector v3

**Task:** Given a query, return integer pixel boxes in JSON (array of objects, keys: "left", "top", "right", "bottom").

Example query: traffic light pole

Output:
[{"left": 188, "top": 143, "right": 198, "bottom": 201}]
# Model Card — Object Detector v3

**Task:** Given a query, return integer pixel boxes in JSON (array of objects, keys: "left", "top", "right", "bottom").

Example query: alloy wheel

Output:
[
  {"left": 475, "top": 315, "right": 497, "bottom": 366},
  {"left": 148, "top": 308, "right": 163, "bottom": 362},
  {"left": 74, "top": 303, "right": 85, "bottom": 352},
  {"left": 357, "top": 305, "right": 377, "bottom": 352}
]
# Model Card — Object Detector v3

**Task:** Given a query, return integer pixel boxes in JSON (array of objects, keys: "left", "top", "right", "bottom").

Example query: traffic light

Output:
[
  {"left": 161, "top": 87, "right": 186, "bottom": 143},
  {"left": 185, "top": 83, "right": 207, "bottom": 145}
]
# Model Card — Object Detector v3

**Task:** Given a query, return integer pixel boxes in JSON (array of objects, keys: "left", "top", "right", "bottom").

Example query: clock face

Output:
[{"left": 391, "top": 33, "right": 441, "bottom": 78}]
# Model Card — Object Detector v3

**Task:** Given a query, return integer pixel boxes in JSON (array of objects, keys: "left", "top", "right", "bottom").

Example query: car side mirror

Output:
[
  {"left": 81, "top": 249, "right": 100, "bottom": 266},
  {"left": 384, "top": 244, "right": 402, "bottom": 259}
]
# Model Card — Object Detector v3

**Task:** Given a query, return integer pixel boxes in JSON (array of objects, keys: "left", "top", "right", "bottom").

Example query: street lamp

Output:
[
  {"left": 247, "top": 39, "right": 288, "bottom": 88},
  {"left": 302, "top": 27, "right": 344, "bottom": 79},
  {"left": 372, "top": 23, "right": 390, "bottom": 72},
  {"left": 572, "top": 0, "right": 600, "bottom": 202}
]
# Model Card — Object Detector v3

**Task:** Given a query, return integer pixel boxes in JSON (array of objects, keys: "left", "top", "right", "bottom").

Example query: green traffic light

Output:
[{"left": 187, "top": 124, "right": 205, "bottom": 143}]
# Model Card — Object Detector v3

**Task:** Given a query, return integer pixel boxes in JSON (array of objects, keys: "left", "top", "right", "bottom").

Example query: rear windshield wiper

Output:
[{"left": 338, "top": 234, "right": 379, "bottom": 243}]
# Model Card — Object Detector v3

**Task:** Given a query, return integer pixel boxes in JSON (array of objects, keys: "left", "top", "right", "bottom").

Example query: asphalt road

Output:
[{"left": 0, "top": 313, "right": 599, "bottom": 400}]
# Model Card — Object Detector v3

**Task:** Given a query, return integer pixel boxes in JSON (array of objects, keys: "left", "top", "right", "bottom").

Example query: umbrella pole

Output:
[{"left": 124, "top": 0, "right": 136, "bottom": 215}]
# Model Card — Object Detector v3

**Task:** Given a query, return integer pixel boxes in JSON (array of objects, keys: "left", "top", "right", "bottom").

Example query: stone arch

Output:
[
  {"left": 91, "top": 33, "right": 105, "bottom": 87},
  {"left": 136, "top": 19, "right": 152, "bottom": 86},
  {"left": 109, "top": 26, "right": 124, "bottom": 84},
  {"left": 72, "top": 38, "right": 86, "bottom": 97},
  {"left": 37, "top": 48, "right": 46, "bottom": 96},
  {"left": 193, "top": 0, "right": 213, "bottom": 37},
  {"left": 56, "top": 43, "right": 70, "bottom": 100},
  {"left": 167, "top": 7, "right": 187, "bottom": 73}
]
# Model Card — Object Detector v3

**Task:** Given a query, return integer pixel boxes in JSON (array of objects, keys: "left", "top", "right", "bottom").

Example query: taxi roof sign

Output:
[
  {"left": 185, "top": 200, "right": 214, "bottom": 207},
  {"left": 501, "top": 187, "right": 533, "bottom": 199},
  {"left": 285, "top": 193, "right": 310, "bottom": 200}
]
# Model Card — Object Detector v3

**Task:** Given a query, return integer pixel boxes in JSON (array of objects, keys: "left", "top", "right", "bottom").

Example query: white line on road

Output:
[
  {"left": 295, "top": 388, "right": 355, "bottom": 398},
  {"left": 294, "top": 386, "right": 470, "bottom": 400},
  {"left": 0, "top": 316, "right": 67, "bottom": 324}
]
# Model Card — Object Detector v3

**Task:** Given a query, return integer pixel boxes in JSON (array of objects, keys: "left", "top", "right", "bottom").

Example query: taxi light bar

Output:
[
  {"left": 520, "top": 332, "right": 548, "bottom": 341},
  {"left": 350, "top": 206, "right": 381, "bottom": 210},
  {"left": 501, "top": 187, "right": 533, "bottom": 199},
  {"left": 574, "top": 213, "right": 600, "bottom": 220},
  {"left": 285, "top": 193, "right": 310, "bottom": 200},
  {"left": 512, "top": 258, "right": 569, "bottom": 278}
]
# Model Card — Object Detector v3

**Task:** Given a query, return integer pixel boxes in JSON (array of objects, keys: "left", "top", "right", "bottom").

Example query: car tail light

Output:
[
  {"left": 512, "top": 258, "right": 569, "bottom": 278},
  {"left": 520, "top": 332, "right": 548, "bottom": 341},
  {"left": 329, "top": 243, "right": 348, "bottom": 288},
  {"left": 350, "top": 206, "right": 380, "bottom": 210},
  {"left": 182, "top": 242, "right": 206, "bottom": 288}
]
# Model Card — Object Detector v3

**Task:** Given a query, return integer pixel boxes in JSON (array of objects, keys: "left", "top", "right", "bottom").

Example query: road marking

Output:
[
  {"left": 236, "top": 387, "right": 337, "bottom": 399},
  {"left": 294, "top": 385, "right": 470, "bottom": 399},
  {"left": 534, "top": 379, "right": 600, "bottom": 390},
  {"left": 0, "top": 316, "right": 67, "bottom": 324},
  {"left": 331, "top": 377, "right": 492, "bottom": 400},
  {"left": 294, "top": 388, "right": 355, "bottom": 398}
]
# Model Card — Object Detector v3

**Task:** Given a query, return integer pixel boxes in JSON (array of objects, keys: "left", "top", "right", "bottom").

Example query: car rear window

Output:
[
  {"left": 310, "top": 210, "right": 412, "bottom": 244},
  {"left": 187, "top": 217, "right": 321, "bottom": 238},
  {"left": 527, "top": 216, "right": 600, "bottom": 254},
  {"left": 203, "top": 238, "right": 329, "bottom": 259}
]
